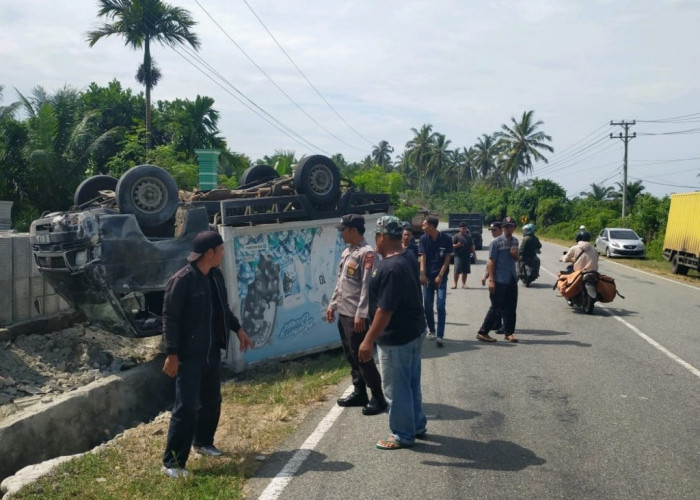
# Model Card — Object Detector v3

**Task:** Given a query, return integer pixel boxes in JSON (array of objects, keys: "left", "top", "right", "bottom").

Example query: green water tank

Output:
[{"left": 194, "top": 149, "right": 221, "bottom": 191}]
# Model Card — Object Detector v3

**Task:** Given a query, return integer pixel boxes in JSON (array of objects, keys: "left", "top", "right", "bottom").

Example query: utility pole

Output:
[{"left": 610, "top": 120, "right": 636, "bottom": 218}]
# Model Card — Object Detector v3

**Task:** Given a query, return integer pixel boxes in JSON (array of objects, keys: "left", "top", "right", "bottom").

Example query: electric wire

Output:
[
  {"left": 241, "top": 0, "right": 374, "bottom": 147},
  {"left": 192, "top": 0, "right": 363, "bottom": 152}
]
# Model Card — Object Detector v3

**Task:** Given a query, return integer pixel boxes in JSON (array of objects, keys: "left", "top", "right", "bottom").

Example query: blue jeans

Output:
[
  {"left": 377, "top": 333, "right": 427, "bottom": 445},
  {"left": 423, "top": 279, "right": 447, "bottom": 338}
]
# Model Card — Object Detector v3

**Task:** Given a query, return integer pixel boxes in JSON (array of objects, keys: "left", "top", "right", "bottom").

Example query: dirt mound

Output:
[{"left": 0, "top": 325, "right": 161, "bottom": 420}]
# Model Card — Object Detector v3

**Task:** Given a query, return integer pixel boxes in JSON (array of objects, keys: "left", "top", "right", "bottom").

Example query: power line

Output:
[
  {"left": 172, "top": 45, "right": 329, "bottom": 154},
  {"left": 192, "top": 0, "right": 364, "bottom": 152},
  {"left": 628, "top": 176, "right": 699, "bottom": 189},
  {"left": 637, "top": 112, "right": 700, "bottom": 123},
  {"left": 241, "top": 0, "right": 373, "bottom": 147},
  {"left": 637, "top": 127, "right": 700, "bottom": 136}
]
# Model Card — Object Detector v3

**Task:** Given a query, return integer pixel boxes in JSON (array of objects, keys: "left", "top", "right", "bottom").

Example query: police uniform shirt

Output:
[{"left": 328, "top": 239, "right": 376, "bottom": 319}]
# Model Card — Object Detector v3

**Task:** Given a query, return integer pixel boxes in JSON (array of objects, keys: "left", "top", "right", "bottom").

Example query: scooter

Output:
[
  {"left": 556, "top": 258, "right": 598, "bottom": 314},
  {"left": 518, "top": 254, "right": 540, "bottom": 287}
]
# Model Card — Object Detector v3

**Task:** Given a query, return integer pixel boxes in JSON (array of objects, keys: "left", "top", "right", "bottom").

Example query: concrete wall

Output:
[{"left": 0, "top": 233, "right": 72, "bottom": 327}]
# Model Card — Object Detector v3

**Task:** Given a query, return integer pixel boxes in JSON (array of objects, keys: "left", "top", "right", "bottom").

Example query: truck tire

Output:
[
  {"left": 240, "top": 164, "right": 279, "bottom": 186},
  {"left": 73, "top": 175, "right": 118, "bottom": 206},
  {"left": 671, "top": 255, "right": 689, "bottom": 275},
  {"left": 293, "top": 155, "right": 340, "bottom": 208},
  {"left": 116, "top": 165, "right": 179, "bottom": 228}
]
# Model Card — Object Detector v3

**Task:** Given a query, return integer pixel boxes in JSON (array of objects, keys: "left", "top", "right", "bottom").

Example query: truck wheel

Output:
[
  {"left": 74, "top": 175, "right": 118, "bottom": 206},
  {"left": 116, "top": 165, "right": 179, "bottom": 228},
  {"left": 671, "top": 256, "right": 689, "bottom": 275},
  {"left": 240, "top": 164, "right": 279, "bottom": 186},
  {"left": 293, "top": 155, "right": 340, "bottom": 208}
]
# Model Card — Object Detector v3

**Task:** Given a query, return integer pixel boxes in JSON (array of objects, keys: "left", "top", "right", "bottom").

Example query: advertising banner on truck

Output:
[{"left": 222, "top": 215, "right": 382, "bottom": 369}]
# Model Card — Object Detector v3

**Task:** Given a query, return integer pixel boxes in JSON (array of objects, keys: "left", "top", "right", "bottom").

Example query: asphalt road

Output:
[{"left": 246, "top": 236, "right": 700, "bottom": 500}]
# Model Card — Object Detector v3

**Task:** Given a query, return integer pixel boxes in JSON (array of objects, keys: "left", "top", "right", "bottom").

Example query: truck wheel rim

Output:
[
  {"left": 131, "top": 176, "right": 167, "bottom": 213},
  {"left": 307, "top": 164, "right": 332, "bottom": 195}
]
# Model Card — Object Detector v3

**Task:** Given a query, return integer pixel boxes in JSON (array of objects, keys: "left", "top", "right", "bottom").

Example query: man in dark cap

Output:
[
  {"left": 476, "top": 217, "right": 520, "bottom": 343},
  {"left": 161, "top": 230, "right": 253, "bottom": 478},
  {"left": 327, "top": 214, "right": 387, "bottom": 416}
]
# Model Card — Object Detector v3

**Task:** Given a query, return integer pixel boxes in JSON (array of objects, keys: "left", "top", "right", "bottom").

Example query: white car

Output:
[{"left": 595, "top": 227, "right": 646, "bottom": 258}]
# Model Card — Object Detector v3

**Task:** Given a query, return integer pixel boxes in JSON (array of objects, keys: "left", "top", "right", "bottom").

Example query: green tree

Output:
[
  {"left": 496, "top": 110, "right": 553, "bottom": 183},
  {"left": 405, "top": 124, "right": 438, "bottom": 196},
  {"left": 261, "top": 150, "right": 297, "bottom": 176},
  {"left": 580, "top": 182, "right": 615, "bottom": 201},
  {"left": 426, "top": 133, "right": 452, "bottom": 195},
  {"left": 160, "top": 95, "right": 223, "bottom": 156},
  {"left": 371, "top": 140, "right": 394, "bottom": 171},
  {"left": 613, "top": 179, "right": 646, "bottom": 213},
  {"left": 473, "top": 133, "right": 500, "bottom": 179},
  {"left": 87, "top": 0, "right": 201, "bottom": 148}
]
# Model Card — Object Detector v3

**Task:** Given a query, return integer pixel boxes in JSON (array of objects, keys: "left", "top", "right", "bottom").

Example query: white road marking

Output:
[
  {"left": 603, "top": 309, "right": 700, "bottom": 379},
  {"left": 257, "top": 386, "right": 353, "bottom": 500},
  {"left": 541, "top": 262, "right": 700, "bottom": 379}
]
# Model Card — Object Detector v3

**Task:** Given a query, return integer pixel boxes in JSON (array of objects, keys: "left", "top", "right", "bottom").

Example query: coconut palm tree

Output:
[
  {"left": 426, "top": 133, "right": 452, "bottom": 195},
  {"left": 87, "top": 0, "right": 200, "bottom": 149},
  {"left": 473, "top": 133, "right": 500, "bottom": 179},
  {"left": 371, "top": 140, "right": 394, "bottom": 172},
  {"left": 496, "top": 110, "right": 553, "bottom": 183},
  {"left": 580, "top": 183, "right": 615, "bottom": 201},
  {"left": 405, "top": 124, "right": 438, "bottom": 195},
  {"left": 612, "top": 179, "right": 645, "bottom": 211}
]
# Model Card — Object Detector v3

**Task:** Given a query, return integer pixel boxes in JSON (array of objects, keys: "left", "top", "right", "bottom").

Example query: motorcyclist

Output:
[
  {"left": 561, "top": 229, "right": 599, "bottom": 272},
  {"left": 519, "top": 223, "right": 542, "bottom": 280}
]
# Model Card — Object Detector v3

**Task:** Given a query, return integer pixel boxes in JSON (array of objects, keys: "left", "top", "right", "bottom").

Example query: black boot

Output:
[
  {"left": 337, "top": 389, "right": 368, "bottom": 407},
  {"left": 362, "top": 395, "right": 388, "bottom": 416}
]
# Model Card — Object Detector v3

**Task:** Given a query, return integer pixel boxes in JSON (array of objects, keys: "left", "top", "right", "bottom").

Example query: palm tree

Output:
[
  {"left": 87, "top": 0, "right": 200, "bottom": 149},
  {"left": 612, "top": 180, "right": 645, "bottom": 211},
  {"left": 371, "top": 140, "right": 394, "bottom": 172},
  {"left": 473, "top": 134, "right": 500, "bottom": 179},
  {"left": 426, "top": 133, "right": 452, "bottom": 195},
  {"left": 405, "top": 124, "right": 437, "bottom": 195},
  {"left": 580, "top": 183, "right": 615, "bottom": 201},
  {"left": 496, "top": 110, "right": 553, "bottom": 183}
]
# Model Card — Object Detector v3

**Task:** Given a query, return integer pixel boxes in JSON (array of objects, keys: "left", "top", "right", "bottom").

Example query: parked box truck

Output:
[
  {"left": 447, "top": 213, "right": 485, "bottom": 249},
  {"left": 662, "top": 191, "right": 700, "bottom": 275}
]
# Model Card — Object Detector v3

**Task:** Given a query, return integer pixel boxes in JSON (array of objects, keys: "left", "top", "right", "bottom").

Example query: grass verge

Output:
[{"left": 12, "top": 349, "right": 348, "bottom": 500}]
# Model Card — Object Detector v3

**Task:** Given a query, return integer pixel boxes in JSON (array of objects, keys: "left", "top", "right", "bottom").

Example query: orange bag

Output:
[
  {"left": 557, "top": 270, "right": 583, "bottom": 299},
  {"left": 596, "top": 274, "right": 617, "bottom": 303}
]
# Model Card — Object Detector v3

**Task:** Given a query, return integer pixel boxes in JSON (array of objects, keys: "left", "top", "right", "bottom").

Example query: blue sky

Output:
[{"left": 1, "top": 0, "right": 699, "bottom": 198}]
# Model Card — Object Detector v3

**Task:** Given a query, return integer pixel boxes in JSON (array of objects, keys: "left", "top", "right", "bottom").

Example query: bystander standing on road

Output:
[
  {"left": 419, "top": 215, "right": 453, "bottom": 347},
  {"left": 481, "top": 222, "right": 504, "bottom": 333},
  {"left": 476, "top": 217, "right": 520, "bottom": 343},
  {"left": 161, "top": 231, "right": 254, "bottom": 479},
  {"left": 452, "top": 222, "right": 476, "bottom": 289},
  {"left": 359, "top": 216, "right": 428, "bottom": 450},
  {"left": 326, "top": 214, "right": 387, "bottom": 416},
  {"left": 402, "top": 225, "right": 419, "bottom": 261}
]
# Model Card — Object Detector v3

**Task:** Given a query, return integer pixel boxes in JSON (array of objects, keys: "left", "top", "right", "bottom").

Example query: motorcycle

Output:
[
  {"left": 518, "top": 253, "right": 540, "bottom": 287},
  {"left": 555, "top": 258, "right": 598, "bottom": 314}
]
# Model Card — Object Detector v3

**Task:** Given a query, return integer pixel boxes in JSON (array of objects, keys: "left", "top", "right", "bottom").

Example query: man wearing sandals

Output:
[
  {"left": 359, "top": 216, "right": 428, "bottom": 450},
  {"left": 476, "top": 216, "right": 520, "bottom": 343}
]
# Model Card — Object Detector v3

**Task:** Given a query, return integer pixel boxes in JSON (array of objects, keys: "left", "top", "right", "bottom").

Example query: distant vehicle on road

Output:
[
  {"left": 447, "top": 213, "right": 484, "bottom": 249},
  {"left": 595, "top": 228, "right": 646, "bottom": 258}
]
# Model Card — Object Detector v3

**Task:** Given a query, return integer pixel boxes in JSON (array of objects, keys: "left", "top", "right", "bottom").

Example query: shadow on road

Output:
[
  {"left": 250, "top": 449, "right": 353, "bottom": 478},
  {"left": 421, "top": 338, "right": 481, "bottom": 359},
  {"left": 423, "top": 402, "right": 481, "bottom": 421},
  {"left": 414, "top": 433, "right": 546, "bottom": 471},
  {"left": 512, "top": 329, "right": 592, "bottom": 347}
]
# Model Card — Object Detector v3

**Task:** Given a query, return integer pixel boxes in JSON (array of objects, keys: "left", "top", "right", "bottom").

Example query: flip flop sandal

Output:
[
  {"left": 506, "top": 335, "right": 519, "bottom": 343},
  {"left": 376, "top": 436, "right": 414, "bottom": 450}
]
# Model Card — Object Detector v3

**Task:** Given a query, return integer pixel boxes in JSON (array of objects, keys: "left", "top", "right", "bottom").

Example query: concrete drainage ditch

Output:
[{"left": 0, "top": 355, "right": 172, "bottom": 489}]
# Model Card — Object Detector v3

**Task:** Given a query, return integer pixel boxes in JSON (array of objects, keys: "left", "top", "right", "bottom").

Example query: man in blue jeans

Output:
[
  {"left": 359, "top": 215, "right": 428, "bottom": 450},
  {"left": 418, "top": 215, "right": 452, "bottom": 347}
]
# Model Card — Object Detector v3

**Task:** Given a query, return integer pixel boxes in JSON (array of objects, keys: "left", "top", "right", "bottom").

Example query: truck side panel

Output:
[{"left": 663, "top": 192, "right": 700, "bottom": 256}]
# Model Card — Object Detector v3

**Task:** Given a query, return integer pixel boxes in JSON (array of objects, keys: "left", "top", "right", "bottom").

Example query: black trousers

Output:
[
  {"left": 338, "top": 314, "right": 383, "bottom": 397},
  {"left": 479, "top": 279, "right": 518, "bottom": 335},
  {"left": 163, "top": 359, "right": 221, "bottom": 468}
]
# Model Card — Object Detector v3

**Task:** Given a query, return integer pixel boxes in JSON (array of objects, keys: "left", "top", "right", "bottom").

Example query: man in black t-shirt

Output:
[
  {"left": 359, "top": 216, "right": 428, "bottom": 450},
  {"left": 452, "top": 223, "right": 476, "bottom": 289}
]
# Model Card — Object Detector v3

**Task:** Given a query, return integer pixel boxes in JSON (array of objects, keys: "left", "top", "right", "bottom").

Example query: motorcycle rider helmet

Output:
[
  {"left": 522, "top": 223, "right": 535, "bottom": 236},
  {"left": 576, "top": 229, "right": 591, "bottom": 242}
]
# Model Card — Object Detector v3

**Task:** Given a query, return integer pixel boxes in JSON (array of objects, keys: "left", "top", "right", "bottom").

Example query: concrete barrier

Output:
[{"left": 0, "top": 356, "right": 173, "bottom": 482}]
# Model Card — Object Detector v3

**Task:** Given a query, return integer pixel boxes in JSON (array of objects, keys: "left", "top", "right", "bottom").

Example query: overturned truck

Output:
[{"left": 30, "top": 156, "right": 390, "bottom": 352}]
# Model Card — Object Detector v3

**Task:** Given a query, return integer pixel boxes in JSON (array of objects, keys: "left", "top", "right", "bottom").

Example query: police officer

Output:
[{"left": 326, "top": 214, "right": 387, "bottom": 416}]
